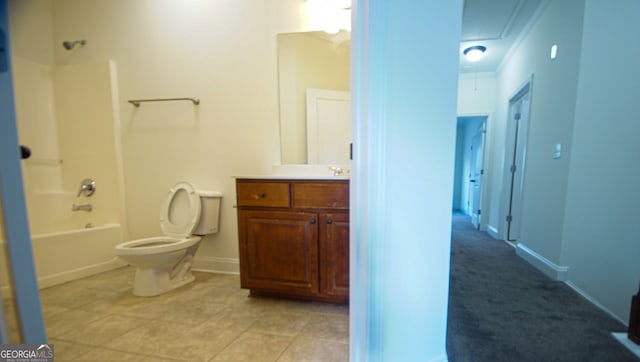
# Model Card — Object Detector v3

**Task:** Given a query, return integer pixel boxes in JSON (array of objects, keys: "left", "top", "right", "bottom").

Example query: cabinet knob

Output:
[
  {"left": 257, "top": 193, "right": 266, "bottom": 198},
  {"left": 310, "top": 219, "right": 316, "bottom": 224},
  {"left": 326, "top": 219, "right": 333, "bottom": 224}
]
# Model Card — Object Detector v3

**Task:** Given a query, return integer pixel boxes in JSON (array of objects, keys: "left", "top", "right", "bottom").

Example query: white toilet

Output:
[{"left": 115, "top": 181, "right": 222, "bottom": 296}]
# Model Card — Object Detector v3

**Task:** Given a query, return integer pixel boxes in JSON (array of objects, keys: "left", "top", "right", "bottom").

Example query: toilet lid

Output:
[{"left": 160, "top": 181, "right": 201, "bottom": 238}]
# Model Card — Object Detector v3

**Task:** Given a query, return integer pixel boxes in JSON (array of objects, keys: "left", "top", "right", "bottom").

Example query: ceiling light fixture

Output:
[{"left": 463, "top": 45, "right": 487, "bottom": 62}]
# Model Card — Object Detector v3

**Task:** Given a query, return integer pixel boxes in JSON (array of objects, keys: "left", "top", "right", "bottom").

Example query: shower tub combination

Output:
[{"left": 3, "top": 58, "right": 128, "bottom": 293}]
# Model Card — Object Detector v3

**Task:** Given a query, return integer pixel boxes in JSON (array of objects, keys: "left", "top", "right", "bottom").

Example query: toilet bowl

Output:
[{"left": 115, "top": 181, "right": 222, "bottom": 296}]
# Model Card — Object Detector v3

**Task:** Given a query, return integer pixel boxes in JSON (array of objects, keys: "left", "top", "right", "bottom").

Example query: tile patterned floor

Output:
[{"left": 4, "top": 267, "right": 349, "bottom": 361}]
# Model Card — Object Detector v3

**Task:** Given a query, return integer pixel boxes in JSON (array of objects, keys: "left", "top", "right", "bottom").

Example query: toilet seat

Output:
[
  {"left": 116, "top": 181, "right": 202, "bottom": 256},
  {"left": 115, "top": 235, "right": 201, "bottom": 256},
  {"left": 160, "top": 181, "right": 201, "bottom": 238}
]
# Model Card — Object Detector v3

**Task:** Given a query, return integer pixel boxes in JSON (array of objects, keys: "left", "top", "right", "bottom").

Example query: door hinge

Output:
[
  {"left": 515, "top": 112, "right": 522, "bottom": 121},
  {"left": 480, "top": 169, "right": 484, "bottom": 175},
  {"left": 510, "top": 165, "right": 517, "bottom": 173},
  {"left": 477, "top": 209, "right": 481, "bottom": 215},
  {"left": 506, "top": 215, "right": 513, "bottom": 222}
]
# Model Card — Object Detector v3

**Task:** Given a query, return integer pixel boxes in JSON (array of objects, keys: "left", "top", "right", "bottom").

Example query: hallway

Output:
[{"left": 446, "top": 213, "right": 637, "bottom": 361}]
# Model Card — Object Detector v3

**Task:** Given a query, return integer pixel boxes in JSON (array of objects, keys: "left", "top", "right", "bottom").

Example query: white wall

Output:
[
  {"left": 457, "top": 74, "right": 496, "bottom": 116},
  {"left": 484, "top": 0, "right": 639, "bottom": 323},
  {"left": 7, "top": 0, "right": 54, "bottom": 65},
  {"left": 560, "top": 0, "right": 640, "bottom": 322},
  {"left": 490, "top": 0, "right": 585, "bottom": 262},
  {"left": 44, "top": 0, "right": 311, "bottom": 272}
]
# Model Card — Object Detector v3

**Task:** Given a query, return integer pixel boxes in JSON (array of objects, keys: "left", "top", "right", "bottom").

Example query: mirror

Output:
[{"left": 277, "top": 31, "right": 350, "bottom": 164}]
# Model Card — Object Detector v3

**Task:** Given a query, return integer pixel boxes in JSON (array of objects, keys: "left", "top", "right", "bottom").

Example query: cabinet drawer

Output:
[
  {"left": 292, "top": 182, "right": 349, "bottom": 209},
  {"left": 237, "top": 182, "right": 290, "bottom": 207}
]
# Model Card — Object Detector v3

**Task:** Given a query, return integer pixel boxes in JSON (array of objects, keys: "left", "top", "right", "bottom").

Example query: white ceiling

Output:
[{"left": 460, "top": 0, "right": 548, "bottom": 74}]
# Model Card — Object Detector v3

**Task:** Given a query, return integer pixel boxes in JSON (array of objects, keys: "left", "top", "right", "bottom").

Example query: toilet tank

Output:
[{"left": 193, "top": 191, "right": 222, "bottom": 235}]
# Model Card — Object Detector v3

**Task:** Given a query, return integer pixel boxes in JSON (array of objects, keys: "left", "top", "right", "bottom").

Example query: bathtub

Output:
[
  {"left": 31, "top": 224, "right": 126, "bottom": 289},
  {"left": 0, "top": 224, "right": 125, "bottom": 292}
]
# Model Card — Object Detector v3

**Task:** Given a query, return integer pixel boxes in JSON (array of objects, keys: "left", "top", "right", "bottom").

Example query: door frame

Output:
[
  {"left": 0, "top": 0, "right": 47, "bottom": 343},
  {"left": 455, "top": 113, "right": 491, "bottom": 231},
  {"left": 349, "top": 0, "right": 463, "bottom": 360},
  {"left": 500, "top": 75, "right": 534, "bottom": 242}
]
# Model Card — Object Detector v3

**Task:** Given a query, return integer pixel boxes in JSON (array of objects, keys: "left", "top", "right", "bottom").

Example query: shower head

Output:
[{"left": 62, "top": 40, "right": 86, "bottom": 50}]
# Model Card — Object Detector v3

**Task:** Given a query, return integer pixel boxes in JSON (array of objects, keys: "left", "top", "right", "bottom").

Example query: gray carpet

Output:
[{"left": 446, "top": 212, "right": 638, "bottom": 361}]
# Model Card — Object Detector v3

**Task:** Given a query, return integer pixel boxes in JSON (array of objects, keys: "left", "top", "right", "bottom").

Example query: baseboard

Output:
[
  {"left": 487, "top": 225, "right": 499, "bottom": 239},
  {"left": 612, "top": 332, "right": 640, "bottom": 358},
  {"left": 1, "top": 258, "right": 126, "bottom": 296},
  {"left": 192, "top": 256, "right": 240, "bottom": 275},
  {"left": 567, "top": 281, "right": 627, "bottom": 326},
  {"left": 515, "top": 244, "right": 569, "bottom": 282}
]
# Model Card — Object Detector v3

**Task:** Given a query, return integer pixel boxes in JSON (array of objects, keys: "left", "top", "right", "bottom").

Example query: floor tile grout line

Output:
[{"left": 205, "top": 314, "right": 262, "bottom": 362}]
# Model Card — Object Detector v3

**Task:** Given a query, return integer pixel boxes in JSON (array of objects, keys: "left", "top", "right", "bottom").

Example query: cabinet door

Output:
[
  {"left": 319, "top": 213, "right": 349, "bottom": 299},
  {"left": 238, "top": 210, "right": 318, "bottom": 295}
]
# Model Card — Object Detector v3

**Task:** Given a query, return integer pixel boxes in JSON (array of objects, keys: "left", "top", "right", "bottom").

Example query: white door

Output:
[
  {"left": 306, "top": 88, "right": 350, "bottom": 164},
  {"left": 505, "top": 87, "right": 531, "bottom": 242},
  {"left": 0, "top": 1, "right": 47, "bottom": 343},
  {"left": 469, "top": 122, "right": 485, "bottom": 229}
]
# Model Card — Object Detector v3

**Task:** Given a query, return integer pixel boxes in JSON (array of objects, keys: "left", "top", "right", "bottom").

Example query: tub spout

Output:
[{"left": 72, "top": 204, "right": 92, "bottom": 212}]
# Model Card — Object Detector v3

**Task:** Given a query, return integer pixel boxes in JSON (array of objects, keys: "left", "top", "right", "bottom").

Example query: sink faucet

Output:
[
  {"left": 329, "top": 166, "right": 344, "bottom": 176},
  {"left": 72, "top": 204, "right": 92, "bottom": 212}
]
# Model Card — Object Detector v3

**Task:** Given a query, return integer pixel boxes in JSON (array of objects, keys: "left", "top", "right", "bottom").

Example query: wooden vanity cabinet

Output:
[
  {"left": 319, "top": 212, "right": 349, "bottom": 298},
  {"left": 236, "top": 179, "right": 349, "bottom": 303}
]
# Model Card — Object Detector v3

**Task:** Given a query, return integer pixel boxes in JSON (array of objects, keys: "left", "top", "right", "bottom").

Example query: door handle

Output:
[
  {"left": 469, "top": 179, "right": 476, "bottom": 183},
  {"left": 20, "top": 145, "right": 31, "bottom": 160}
]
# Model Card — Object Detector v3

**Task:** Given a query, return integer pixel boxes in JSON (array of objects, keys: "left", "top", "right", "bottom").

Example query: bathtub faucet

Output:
[
  {"left": 77, "top": 178, "right": 96, "bottom": 197},
  {"left": 72, "top": 203, "right": 92, "bottom": 212}
]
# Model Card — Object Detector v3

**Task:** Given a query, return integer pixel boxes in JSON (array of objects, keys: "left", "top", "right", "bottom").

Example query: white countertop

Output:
[
  {"left": 233, "top": 164, "right": 350, "bottom": 180},
  {"left": 233, "top": 174, "right": 349, "bottom": 180}
]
